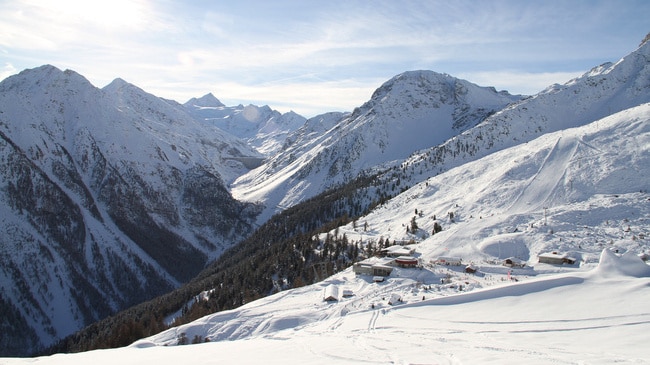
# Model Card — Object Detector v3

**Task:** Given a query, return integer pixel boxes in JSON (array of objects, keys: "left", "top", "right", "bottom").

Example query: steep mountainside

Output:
[
  {"left": 184, "top": 95, "right": 306, "bottom": 156},
  {"left": 0, "top": 66, "right": 261, "bottom": 355},
  {"left": 394, "top": 40, "right": 650, "bottom": 187},
  {"left": 232, "top": 71, "right": 521, "bottom": 221}
]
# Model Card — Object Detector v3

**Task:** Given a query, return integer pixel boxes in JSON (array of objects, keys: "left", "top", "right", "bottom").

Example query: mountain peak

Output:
[
  {"left": 0, "top": 64, "right": 92, "bottom": 94},
  {"left": 184, "top": 93, "right": 225, "bottom": 108}
]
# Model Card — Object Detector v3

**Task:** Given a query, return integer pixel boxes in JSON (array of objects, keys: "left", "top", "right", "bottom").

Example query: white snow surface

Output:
[
  {"left": 5, "top": 254, "right": 648, "bottom": 364},
  {"left": 5, "top": 101, "right": 650, "bottom": 365}
]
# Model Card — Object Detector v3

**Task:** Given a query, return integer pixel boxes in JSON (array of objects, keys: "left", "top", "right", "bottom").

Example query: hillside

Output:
[
  {"left": 0, "top": 66, "right": 261, "bottom": 355},
  {"left": 7, "top": 104, "right": 649, "bottom": 363},
  {"left": 141, "top": 101, "right": 650, "bottom": 351},
  {"left": 395, "top": 39, "right": 650, "bottom": 187}
]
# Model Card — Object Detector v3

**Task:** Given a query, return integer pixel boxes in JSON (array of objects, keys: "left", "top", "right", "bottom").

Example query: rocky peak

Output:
[{"left": 184, "top": 93, "right": 225, "bottom": 108}]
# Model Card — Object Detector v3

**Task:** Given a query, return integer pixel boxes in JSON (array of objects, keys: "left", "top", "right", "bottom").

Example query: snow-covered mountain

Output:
[
  {"left": 396, "top": 39, "right": 650, "bottom": 186},
  {"left": 12, "top": 102, "right": 648, "bottom": 364},
  {"left": 0, "top": 66, "right": 262, "bottom": 355},
  {"left": 183, "top": 95, "right": 307, "bottom": 156},
  {"left": 232, "top": 71, "right": 522, "bottom": 221}
]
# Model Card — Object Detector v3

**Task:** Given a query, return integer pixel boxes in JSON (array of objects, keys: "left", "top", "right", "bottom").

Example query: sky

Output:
[{"left": 1, "top": 0, "right": 648, "bottom": 117}]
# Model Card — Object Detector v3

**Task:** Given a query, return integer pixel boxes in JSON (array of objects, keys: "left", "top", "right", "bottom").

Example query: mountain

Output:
[
  {"left": 183, "top": 96, "right": 307, "bottom": 156},
  {"left": 14, "top": 103, "right": 649, "bottom": 364},
  {"left": 232, "top": 71, "right": 522, "bottom": 221},
  {"left": 0, "top": 66, "right": 262, "bottom": 355},
  {"left": 395, "top": 39, "right": 650, "bottom": 186}
]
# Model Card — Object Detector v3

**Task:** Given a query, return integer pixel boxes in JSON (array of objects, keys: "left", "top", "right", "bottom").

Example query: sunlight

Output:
[{"left": 30, "top": 0, "right": 151, "bottom": 31}]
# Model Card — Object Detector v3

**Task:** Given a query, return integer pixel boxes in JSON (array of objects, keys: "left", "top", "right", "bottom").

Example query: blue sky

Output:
[{"left": 1, "top": 0, "right": 648, "bottom": 117}]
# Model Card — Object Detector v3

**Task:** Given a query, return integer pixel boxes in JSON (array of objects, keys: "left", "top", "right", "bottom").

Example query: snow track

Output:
[{"left": 509, "top": 136, "right": 577, "bottom": 214}]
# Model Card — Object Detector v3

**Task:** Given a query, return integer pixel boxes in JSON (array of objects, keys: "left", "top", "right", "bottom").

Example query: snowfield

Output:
[
  {"left": 3, "top": 104, "right": 649, "bottom": 364},
  {"left": 3, "top": 249, "right": 648, "bottom": 365}
]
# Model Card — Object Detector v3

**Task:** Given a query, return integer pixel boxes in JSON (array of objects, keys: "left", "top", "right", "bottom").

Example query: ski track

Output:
[{"left": 510, "top": 136, "right": 578, "bottom": 214}]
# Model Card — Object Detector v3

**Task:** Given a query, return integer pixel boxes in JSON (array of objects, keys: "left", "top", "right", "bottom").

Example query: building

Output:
[
  {"left": 323, "top": 284, "right": 339, "bottom": 301},
  {"left": 503, "top": 257, "right": 526, "bottom": 268},
  {"left": 380, "top": 245, "right": 415, "bottom": 258},
  {"left": 434, "top": 256, "right": 462, "bottom": 266},
  {"left": 465, "top": 264, "right": 478, "bottom": 274},
  {"left": 538, "top": 252, "right": 576, "bottom": 265},
  {"left": 394, "top": 256, "right": 419, "bottom": 268},
  {"left": 353, "top": 258, "right": 394, "bottom": 277}
]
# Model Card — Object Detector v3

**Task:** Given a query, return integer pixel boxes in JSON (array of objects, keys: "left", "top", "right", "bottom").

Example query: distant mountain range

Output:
[{"left": 0, "top": 37, "right": 648, "bottom": 356}]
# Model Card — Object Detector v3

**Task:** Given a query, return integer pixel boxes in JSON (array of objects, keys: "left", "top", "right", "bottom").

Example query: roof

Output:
[
  {"left": 323, "top": 285, "right": 339, "bottom": 301},
  {"left": 395, "top": 256, "right": 418, "bottom": 263},
  {"left": 382, "top": 245, "right": 415, "bottom": 256},
  {"left": 538, "top": 252, "right": 567, "bottom": 259}
]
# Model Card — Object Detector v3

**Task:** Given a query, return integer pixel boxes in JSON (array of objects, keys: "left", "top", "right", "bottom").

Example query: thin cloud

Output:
[{"left": 1, "top": 0, "right": 648, "bottom": 116}]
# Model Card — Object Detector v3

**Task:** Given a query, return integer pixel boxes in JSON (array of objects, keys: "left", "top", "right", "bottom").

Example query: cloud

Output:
[{"left": 0, "top": 62, "right": 18, "bottom": 81}]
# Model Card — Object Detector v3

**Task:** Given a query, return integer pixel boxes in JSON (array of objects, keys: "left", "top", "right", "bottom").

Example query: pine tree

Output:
[{"left": 410, "top": 216, "right": 418, "bottom": 232}]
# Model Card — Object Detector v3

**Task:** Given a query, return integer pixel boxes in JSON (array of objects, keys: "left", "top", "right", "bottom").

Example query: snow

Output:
[
  {"left": 4, "top": 103, "right": 650, "bottom": 364},
  {"left": 3, "top": 250, "right": 648, "bottom": 364}
]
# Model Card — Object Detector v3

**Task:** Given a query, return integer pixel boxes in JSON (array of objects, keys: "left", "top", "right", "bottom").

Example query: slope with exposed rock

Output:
[{"left": 0, "top": 66, "right": 261, "bottom": 355}]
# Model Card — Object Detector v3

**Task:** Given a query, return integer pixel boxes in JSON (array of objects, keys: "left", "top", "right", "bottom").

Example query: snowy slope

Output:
[
  {"left": 233, "top": 71, "right": 521, "bottom": 221},
  {"left": 146, "top": 102, "right": 650, "bottom": 350},
  {"left": 397, "top": 39, "right": 650, "bottom": 186},
  {"left": 184, "top": 95, "right": 307, "bottom": 156},
  {"left": 0, "top": 66, "right": 262, "bottom": 355},
  {"left": 10, "top": 99, "right": 647, "bottom": 365}
]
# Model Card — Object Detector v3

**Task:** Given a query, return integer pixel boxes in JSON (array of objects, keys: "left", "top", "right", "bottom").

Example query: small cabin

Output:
[
  {"left": 323, "top": 284, "right": 339, "bottom": 301},
  {"left": 538, "top": 252, "right": 576, "bottom": 265},
  {"left": 503, "top": 257, "right": 526, "bottom": 268},
  {"left": 465, "top": 264, "right": 478, "bottom": 274},
  {"left": 388, "top": 293, "right": 402, "bottom": 305},
  {"left": 342, "top": 289, "right": 354, "bottom": 297},
  {"left": 435, "top": 256, "right": 462, "bottom": 266}
]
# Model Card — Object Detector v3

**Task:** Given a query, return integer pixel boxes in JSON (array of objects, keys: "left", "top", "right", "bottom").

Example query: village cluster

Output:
[{"left": 322, "top": 243, "right": 582, "bottom": 303}]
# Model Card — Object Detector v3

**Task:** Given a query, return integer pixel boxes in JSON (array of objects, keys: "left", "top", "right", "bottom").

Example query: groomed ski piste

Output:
[{"left": 3, "top": 104, "right": 649, "bottom": 364}]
